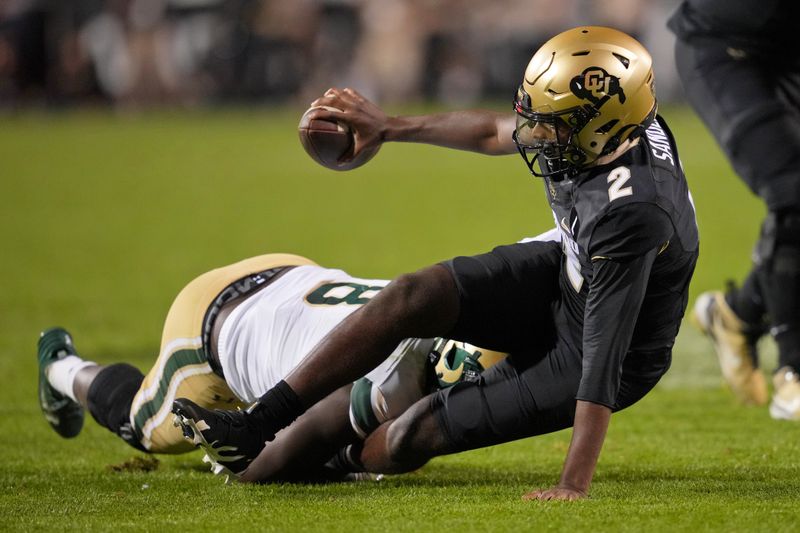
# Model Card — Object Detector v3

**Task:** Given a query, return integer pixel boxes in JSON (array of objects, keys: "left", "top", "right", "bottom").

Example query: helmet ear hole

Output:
[{"left": 594, "top": 119, "right": 619, "bottom": 134}]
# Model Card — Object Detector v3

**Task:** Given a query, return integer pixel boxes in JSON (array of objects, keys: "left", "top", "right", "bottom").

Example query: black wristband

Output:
[{"left": 253, "top": 380, "right": 306, "bottom": 432}]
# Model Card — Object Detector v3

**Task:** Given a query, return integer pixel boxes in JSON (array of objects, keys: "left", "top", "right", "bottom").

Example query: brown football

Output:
[{"left": 298, "top": 106, "right": 380, "bottom": 171}]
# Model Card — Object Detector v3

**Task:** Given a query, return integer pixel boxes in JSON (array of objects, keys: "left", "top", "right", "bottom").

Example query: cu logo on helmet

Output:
[{"left": 570, "top": 67, "right": 626, "bottom": 107}]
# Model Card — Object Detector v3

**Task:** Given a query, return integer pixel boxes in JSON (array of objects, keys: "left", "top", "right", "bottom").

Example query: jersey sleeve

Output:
[
  {"left": 588, "top": 203, "right": 673, "bottom": 261},
  {"left": 575, "top": 246, "right": 659, "bottom": 408}
]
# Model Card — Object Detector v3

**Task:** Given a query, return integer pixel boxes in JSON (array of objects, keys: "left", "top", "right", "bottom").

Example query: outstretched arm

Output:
[{"left": 308, "top": 87, "right": 517, "bottom": 158}]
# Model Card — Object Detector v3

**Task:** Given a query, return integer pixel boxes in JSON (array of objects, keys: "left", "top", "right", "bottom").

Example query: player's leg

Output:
[
  {"left": 612, "top": 349, "right": 673, "bottom": 412},
  {"left": 755, "top": 212, "right": 800, "bottom": 420},
  {"left": 675, "top": 36, "right": 800, "bottom": 407},
  {"left": 38, "top": 254, "right": 311, "bottom": 452},
  {"left": 356, "top": 345, "right": 583, "bottom": 474},
  {"left": 37, "top": 327, "right": 150, "bottom": 448},
  {"left": 355, "top": 344, "right": 672, "bottom": 475},
  {"left": 674, "top": 38, "right": 800, "bottom": 211}
]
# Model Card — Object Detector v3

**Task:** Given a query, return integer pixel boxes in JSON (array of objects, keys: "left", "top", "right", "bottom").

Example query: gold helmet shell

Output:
[{"left": 514, "top": 26, "right": 656, "bottom": 176}]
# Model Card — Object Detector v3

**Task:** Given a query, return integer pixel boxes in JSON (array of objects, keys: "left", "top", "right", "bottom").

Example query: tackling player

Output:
[
  {"left": 37, "top": 253, "right": 504, "bottom": 481},
  {"left": 172, "top": 27, "right": 699, "bottom": 500}
]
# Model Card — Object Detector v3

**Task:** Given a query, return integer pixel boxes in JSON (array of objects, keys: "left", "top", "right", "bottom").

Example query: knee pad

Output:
[
  {"left": 755, "top": 211, "right": 800, "bottom": 270},
  {"left": 87, "top": 363, "right": 146, "bottom": 452}
]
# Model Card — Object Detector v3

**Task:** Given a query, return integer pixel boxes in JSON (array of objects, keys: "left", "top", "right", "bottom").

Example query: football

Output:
[{"left": 297, "top": 106, "right": 379, "bottom": 171}]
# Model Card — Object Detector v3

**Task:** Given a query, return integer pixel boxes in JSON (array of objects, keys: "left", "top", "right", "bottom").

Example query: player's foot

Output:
[
  {"left": 769, "top": 367, "right": 800, "bottom": 421},
  {"left": 171, "top": 398, "right": 274, "bottom": 482},
  {"left": 37, "top": 327, "right": 85, "bottom": 438},
  {"left": 692, "top": 291, "right": 768, "bottom": 406}
]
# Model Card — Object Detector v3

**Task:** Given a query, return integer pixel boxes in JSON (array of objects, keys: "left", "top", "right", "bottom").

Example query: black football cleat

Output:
[
  {"left": 37, "top": 327, "right": 85, "bottom": 438},
  {"left": 172, "top": 398, "right": 274, "bottom": 482}
]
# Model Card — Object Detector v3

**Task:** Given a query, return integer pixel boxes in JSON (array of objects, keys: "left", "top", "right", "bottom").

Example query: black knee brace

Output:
[{"left": 87, "top": 363, "right": 147, "bottom": 452}]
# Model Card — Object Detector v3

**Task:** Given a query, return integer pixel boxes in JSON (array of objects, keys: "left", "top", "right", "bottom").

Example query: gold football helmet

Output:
[{"left": 513, "top": 26, "right": 656, "bottom": 177}]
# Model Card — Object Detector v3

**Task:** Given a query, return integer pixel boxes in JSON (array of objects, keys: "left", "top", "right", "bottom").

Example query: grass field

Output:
[{"left": 2, "top": 106, "right": 799, "bottom": 531}]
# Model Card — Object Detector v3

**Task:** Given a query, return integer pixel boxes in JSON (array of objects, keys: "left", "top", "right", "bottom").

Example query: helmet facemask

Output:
[{"left": 513, "top": 85, "right": 597, "bottom": 179}]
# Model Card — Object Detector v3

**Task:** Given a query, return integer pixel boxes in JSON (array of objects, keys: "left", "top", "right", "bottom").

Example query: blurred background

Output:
[
  {"left": 0, "top": 0, "right": 764, "bottom": 387},
  {"left": 0, "top": 0, "right": 685, "bottom": 109}
]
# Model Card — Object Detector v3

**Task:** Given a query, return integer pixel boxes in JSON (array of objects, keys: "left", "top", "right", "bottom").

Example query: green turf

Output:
[{"left": 2, "top": 106, "right": 798, "bottom": 531}]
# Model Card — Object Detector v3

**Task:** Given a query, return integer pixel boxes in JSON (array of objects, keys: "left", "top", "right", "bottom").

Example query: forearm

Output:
[
  {"left": 558, "top": 400, "right": 611, "bottom": 493},
  {"left": 311, "top": 88, "right": 517, "bottom": 157},
  {"left": 384, "top": 110, "right": 517, "bottom": 155},
  {"left": 240, "top": 387, "right": 356, "bottom": 483}
]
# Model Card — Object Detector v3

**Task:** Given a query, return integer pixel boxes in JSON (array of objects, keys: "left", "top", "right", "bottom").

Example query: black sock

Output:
[
  {"left": 250, "top": 380, "right": 306, "bottom": 437},
  {"left": 87, "top": 363, "right": 147, "bottom": 452}
]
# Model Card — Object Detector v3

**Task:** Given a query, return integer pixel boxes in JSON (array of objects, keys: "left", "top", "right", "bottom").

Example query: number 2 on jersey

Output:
[{"left": 607, "top": 166, "right": 632, "bottom": 202}]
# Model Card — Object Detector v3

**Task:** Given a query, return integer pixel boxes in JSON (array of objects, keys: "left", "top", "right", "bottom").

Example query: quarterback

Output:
[
  {"left": 173, "top": 27, "right": 699, "bottom": 500},
  {"left": 37, "top": 253, "right": 504, "bottom": 481}
]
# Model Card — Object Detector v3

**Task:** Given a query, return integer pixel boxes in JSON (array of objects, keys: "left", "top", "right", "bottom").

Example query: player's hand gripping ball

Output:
[{"left": 298, "top": 106, "right": 380, "bottom": 171}]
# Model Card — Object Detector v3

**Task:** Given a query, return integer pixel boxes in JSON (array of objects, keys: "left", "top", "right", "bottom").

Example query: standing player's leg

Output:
[{"left": 677, "top": 36, "right": 800, "bottom": 411}]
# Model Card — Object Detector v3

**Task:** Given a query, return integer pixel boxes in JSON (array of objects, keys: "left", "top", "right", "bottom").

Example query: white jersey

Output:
[{"left": 218, "top": 264, "right": 390, "bottom": 403}]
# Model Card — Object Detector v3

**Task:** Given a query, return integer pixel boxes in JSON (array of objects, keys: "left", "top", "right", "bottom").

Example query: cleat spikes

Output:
[{"left": 170, "top": 398, "right": 258, "bottom": 482}]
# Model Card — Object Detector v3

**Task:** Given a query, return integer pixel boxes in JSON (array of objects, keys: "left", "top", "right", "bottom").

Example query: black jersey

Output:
[{"left": 544, "top": 116, "right": 699, "bottom": 407}]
